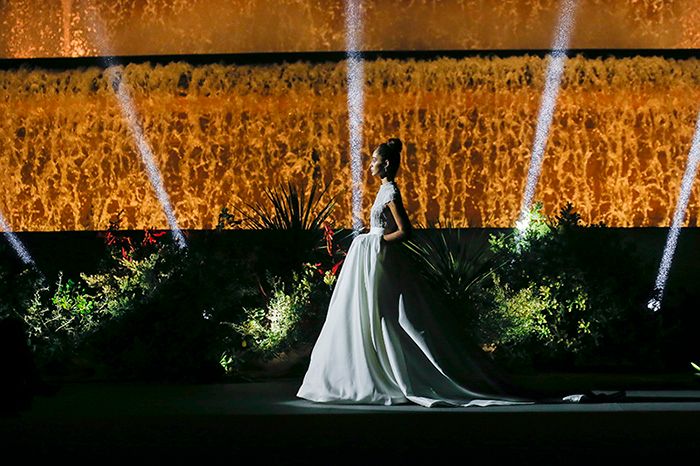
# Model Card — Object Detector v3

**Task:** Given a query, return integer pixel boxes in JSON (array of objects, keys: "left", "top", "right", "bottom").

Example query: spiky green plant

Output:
[
  {"left": 403, "top": 218, "right": 500, "bottom": 307},
  {"left": 235, "top": 178, "right": 336, "bottom": 231},
  {"left": 229, "top": 178, "right": 339, "bottom": 274}
]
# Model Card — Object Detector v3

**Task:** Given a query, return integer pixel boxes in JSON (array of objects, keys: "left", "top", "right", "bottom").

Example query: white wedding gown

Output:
[{"left": 296, "top": 181, "right": 536, "bottom": 407}]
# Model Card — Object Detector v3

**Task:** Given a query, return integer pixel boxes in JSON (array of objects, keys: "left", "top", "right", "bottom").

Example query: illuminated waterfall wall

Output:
[{"left": 2, "top": 56, "right": 700, "bottom": 231}]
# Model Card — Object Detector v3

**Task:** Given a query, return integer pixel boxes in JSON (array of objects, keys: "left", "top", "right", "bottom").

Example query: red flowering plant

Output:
[
  {"left": 302, "top": 219, "right": 347, "bottom": 288},
  {"left": 101, "top": 209, "right": 168, "bottom": 262},
  {"left": 103, "top": 210, "right": 134, "bottom": 261}
]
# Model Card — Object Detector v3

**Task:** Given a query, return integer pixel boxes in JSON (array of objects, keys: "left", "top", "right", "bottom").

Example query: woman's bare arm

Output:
[{"left": 382, "top": 194, "right": 412, "bottom": 243}]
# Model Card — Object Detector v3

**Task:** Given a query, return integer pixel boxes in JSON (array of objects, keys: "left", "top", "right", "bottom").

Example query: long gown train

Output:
[{"left": 297, "top": 226, "right": 533, "bottom": 407}]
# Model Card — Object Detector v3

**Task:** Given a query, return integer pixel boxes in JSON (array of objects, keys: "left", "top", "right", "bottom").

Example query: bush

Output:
[
  {"left": 8, "top": 209, "right": 264, "bottom": 382},
  {"left": 223, "top": 177, "right": 339, "bottom": 277},
  {"left": 476, "top": 202, "right": 661, "bottom": 371},
  {"left": 403, "top": 218, "right": 497, "bottom": 331},
  {"left": 22, "top": 272, "right": 107, "bottom": 374},
  {"left": 78, "top": 228, "right": 262, "bottom": 382},
  {"left": 219, "top": 219, "right": 347, "bottom": 378}
]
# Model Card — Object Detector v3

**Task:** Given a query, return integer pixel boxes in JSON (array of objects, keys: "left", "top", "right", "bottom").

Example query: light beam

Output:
[
  {"left": 647, "top": 109, "right": 700, "bottom": 311},
  {"left": 345, "top": 0, "right": 365, "bottom": 235},
  {"left": 0, "top": 211, "right": 36, "bottom": 266},
  {"left": 89, "top": 8, "right": 187, "bottom": 249},
  {"left": 517, "top": 0, "right": 578, "bottom": 233}
]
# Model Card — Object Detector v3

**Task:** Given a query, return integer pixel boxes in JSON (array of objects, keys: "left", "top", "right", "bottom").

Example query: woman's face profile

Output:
[{"left": 370, "top": 149, "right": 385, "bottom": 177}]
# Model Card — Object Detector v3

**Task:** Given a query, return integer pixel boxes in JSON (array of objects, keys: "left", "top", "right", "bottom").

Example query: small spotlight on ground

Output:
[
  {"left": 345, "top": 0, "right": 364, "bottom": 235},
  {"left": 648, "top": 109, "right": 700, "bottom": 312},
  {"left": 517, "top": 0, "right": 578, "bottom": 231}
]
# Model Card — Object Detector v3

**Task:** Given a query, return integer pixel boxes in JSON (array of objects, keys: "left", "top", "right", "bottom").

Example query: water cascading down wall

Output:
[{"left": 1, "top": 0, "right": 699, "bottom": 231}]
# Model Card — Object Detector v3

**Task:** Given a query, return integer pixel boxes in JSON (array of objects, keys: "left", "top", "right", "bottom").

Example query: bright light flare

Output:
[{"left": 0, "top": 211, "right": 36, "bottom": 266}]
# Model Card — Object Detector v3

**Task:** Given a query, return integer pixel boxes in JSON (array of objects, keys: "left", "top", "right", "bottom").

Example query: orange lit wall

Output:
[{"left": 2, "top": 56, "right": 700, "bottom": 231}]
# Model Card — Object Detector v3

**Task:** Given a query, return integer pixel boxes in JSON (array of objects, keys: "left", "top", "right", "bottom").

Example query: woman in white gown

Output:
[{"left": 297, "top": 138, "right": 540, "bottom": 407}]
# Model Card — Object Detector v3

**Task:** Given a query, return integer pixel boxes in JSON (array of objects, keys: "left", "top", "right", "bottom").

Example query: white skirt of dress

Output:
[{"left": 296, "top": 227, "right": 533, "bottom": 407}]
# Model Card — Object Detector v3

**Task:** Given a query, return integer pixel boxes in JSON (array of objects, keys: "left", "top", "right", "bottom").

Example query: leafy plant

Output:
[
  {"left": 219, "top": 218, "right": 348, "bottom": 377},
  {"left": 477, "top": 272, "right": 598, "bottom": 368},
  {"left": 51, "top": 278, "right": 96, "bottom": 316},
  {"left": 77, "top": 227, "right": 241, "bottom": 382},
  {"left": 405, "top": 218, "right": 496, "bottom": 300},
  {"left": 235, "top": 178, "right": 336, "bottom": 231},
  {"left": 223, "top": 263, "right": 332, "bottom": 363},
  {"left": 80, "top": 243, "right": 181, "bottom": 320},
  {"left": 16, "top": 210, "right": 243, "bottom": 382},
  {"left": 233, "top": 272, "right": 306, "bottom": 356},
  {"left": 102, "top": 209, "right": 168, "bottom": 263},
  {"left": 22, "top": 272, "right": 106, "bottom": 372}
]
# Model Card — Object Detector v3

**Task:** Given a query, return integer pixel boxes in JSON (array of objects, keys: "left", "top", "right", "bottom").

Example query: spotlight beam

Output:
[
  {"left": 105, "top": 64, "right": 187, "bottom": 249},
  {"left": 517, "top": 0, "right": 578, "bottom": 232},
  {"left": 648, "top": 109, "right": 700, "bottom": 312},
  {"left": 345, "top": 0, "right": 364, "bottom": 235},
  {"left": 0, "top": 211, "right": 36, "bottom": 266},
  {"left": 89, "top": 10, "right": 187, "bottom": 249}
]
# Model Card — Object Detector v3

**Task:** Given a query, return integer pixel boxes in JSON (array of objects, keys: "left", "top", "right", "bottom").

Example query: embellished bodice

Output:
[{"left": 370, "top": 181, "right": 400, "bottom": 230}]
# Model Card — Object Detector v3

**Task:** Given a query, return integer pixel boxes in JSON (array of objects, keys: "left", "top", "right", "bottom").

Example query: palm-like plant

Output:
[
  {"left": 237, "top": 179, "right": 336, "bottom": 232},
  {"left": 232, "top": 178, "right": 339, "bottom": 275},
  {"left": 403, "top": 218, "right": 501, "bottom": 310}
]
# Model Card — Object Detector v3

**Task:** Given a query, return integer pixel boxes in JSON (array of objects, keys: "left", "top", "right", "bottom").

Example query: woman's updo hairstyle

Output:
[{"left": 376, "top": 137, "right": 402, "bottom": 178}]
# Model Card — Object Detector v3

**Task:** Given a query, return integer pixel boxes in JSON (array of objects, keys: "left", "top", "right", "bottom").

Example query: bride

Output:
[{"left": 296, "top": 138, "right": 539, "bottom": 407}]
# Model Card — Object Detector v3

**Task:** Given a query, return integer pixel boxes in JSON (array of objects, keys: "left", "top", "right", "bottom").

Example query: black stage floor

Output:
[{"left": 2, "top": 379, "right": 700, "bottom": 464}]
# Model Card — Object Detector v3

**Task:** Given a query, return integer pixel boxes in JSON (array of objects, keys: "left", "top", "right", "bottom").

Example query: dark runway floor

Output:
[{"left": 2, "top": 378, "right": 700, "bottom": 464}]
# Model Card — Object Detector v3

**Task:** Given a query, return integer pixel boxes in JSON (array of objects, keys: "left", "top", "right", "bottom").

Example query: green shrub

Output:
[
  {"left": 218, "top": 190, "right": 346, "bottom": 377},
  {"left": 221, "top": 261, "right": 336, "bottom": 371},
  {"left": 80, "top": 244, "right": 181, "bottom": 320},
  {"left": 78, "top": 237, "right": 244, "bottom": 382},
  {"left": 233, "top": 271, "right": 308, "bottom": 357},
  {"left": 14, "top": 271, "right": 102, "bottom": 373},
  {"left": 403, "top": 218, "right": 497, "bottom": 327},
  {"left": 479, "top": 202, "right": 659, "bottom": 370}
]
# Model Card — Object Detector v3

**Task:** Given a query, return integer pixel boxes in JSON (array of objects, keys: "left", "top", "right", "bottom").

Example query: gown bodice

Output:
[{"left": 370, "top": 181, "right": 400, "bottom": 231}]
